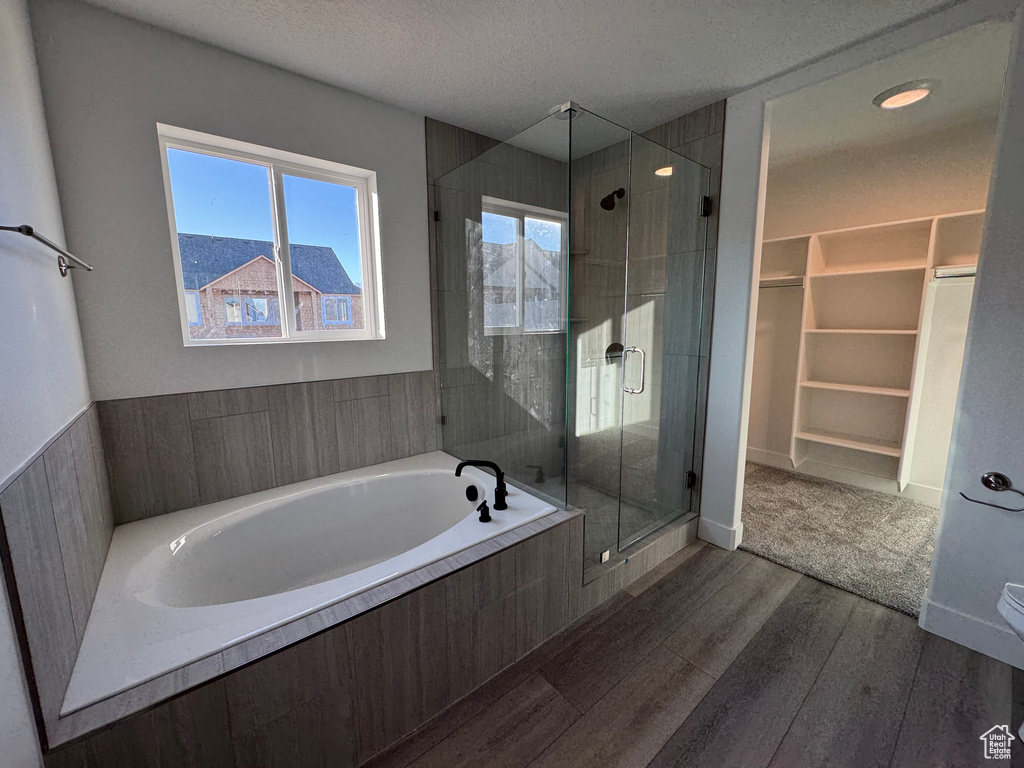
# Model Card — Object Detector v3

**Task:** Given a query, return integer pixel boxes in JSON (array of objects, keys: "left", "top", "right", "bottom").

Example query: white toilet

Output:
[
  {"left": 998, "top": 583, "right": 1024, "bottom": 640},
  {"left": 998, "top": 583, "right": 1024, "bottom": 741}
]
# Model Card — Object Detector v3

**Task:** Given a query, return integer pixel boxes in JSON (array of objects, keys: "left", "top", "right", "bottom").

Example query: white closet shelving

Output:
[{"left": 757, "top": 209, "right": 984, "bottom": 488}]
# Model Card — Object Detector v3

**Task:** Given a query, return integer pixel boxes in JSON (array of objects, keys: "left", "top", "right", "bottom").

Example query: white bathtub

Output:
[{"left": 63, "top": 452, "right": 558, "bottom": 714}]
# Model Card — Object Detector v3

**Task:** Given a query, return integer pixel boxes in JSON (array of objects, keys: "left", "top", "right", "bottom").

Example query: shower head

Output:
[{"left": 600, "top": 188, "right": 625, "bottom": 211}]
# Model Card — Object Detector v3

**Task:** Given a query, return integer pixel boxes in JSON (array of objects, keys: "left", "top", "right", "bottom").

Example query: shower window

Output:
[{"left": 482, "top": 197, "right": 566, "bottom": 335}]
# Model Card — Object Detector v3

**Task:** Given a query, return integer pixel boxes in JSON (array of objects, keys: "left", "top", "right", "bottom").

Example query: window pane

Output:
[
  {"left": 282, "top": 174, "right": 365, "bottom": 332},
  {"left": 167, "top": 148, "right": 282, "bottom": 340},
  {"left": 482, "top": 212, "right": 518, "bottom": 330},
  {"left": 225, "top": 298, "right": 241, "bottom": 325},
  {"left": 324, "top": 297, "right": 338, "bottom": 323},
  {"left": 184, "top": 291, "right": 202, "bottom": 326},
  {"left": 524, "top": 217, "right": 563, "bottom": 332},
  {"left": 321, "top": 296, "right": 352, "bottom": 325}
]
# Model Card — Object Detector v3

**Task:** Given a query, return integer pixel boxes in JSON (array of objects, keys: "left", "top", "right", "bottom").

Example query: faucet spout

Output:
[{"left": 455, "top": 459, "right": 508, "bottom": 511}]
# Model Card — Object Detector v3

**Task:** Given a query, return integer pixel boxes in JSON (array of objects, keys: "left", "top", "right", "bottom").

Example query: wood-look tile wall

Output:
[
  {"left": 640, "top": 101, "right": 726, "bottom": 514},
  {"left": 0, "top": 406, "right": 115, "bottom": 725},
  {"left": 97, "top": 371, "right": 440, "bottom": 524},
  {"left": 44, "top": 519, "right": 574, "bottom": 768},
  {"left": 426, "top": 118, "right": 568, "bottom": 496}
]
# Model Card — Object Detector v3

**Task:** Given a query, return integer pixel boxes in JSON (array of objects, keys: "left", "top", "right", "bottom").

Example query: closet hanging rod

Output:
[
  {"left": 933, "top": 268, "right": 975, "bottom": 280},
  {"left": 1, "top": 224, "right": 93, "bottom": 277},
  {"left": 759, "top": 278, "right": 804, "bottom": 289}
]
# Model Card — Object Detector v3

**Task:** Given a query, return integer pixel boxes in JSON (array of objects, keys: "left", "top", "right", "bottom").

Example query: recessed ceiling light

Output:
[
  {"left": 655, "top": 166, "right": 673, "bottom": 176},
  {"left": 873, "top": 80, "right": 937, "bottom": 110}
]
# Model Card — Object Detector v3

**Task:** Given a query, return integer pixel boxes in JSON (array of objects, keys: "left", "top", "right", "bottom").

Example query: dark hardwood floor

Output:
[{"left": 365, "top": 541, "right": 1024, "bottom": 768}]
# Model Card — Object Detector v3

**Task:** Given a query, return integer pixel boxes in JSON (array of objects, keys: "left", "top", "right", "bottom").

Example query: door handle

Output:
[
  {"left": 622, "top": 346, "right": 646, "bottom": 394},
  {"left": 959, "top": 471, "right": 1024, "bottom": 512}
]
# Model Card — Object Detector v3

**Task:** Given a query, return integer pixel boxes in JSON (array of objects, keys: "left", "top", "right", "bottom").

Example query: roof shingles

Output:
[{"left": 177, "top": 233, "right": 360, "bottom": 295}]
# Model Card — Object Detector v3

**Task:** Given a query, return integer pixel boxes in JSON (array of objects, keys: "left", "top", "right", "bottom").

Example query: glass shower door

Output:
[
  {"left": 431, "top": 103, "right": 710, "bottom": 575},
  {"left": 617, "top": 136, "right": 710, "bottom": 550},
  {"left": 433, "top": 112, "right": 571, "bottom": 508},
  {"left": 565, "top": 110, "right": 633, "bottom": 570}
]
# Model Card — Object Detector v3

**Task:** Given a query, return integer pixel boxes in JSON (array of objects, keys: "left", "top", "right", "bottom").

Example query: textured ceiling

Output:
[
  {"left": 81, "top": 0, "right": 958, "bottom": 140},
  {"left": 769, "top": 20, "right": 1013, "bottom": 165}
]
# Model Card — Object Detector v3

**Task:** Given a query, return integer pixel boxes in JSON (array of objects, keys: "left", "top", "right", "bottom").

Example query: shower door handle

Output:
[{"left": 623, "top": 346, "right": 646, "bottom": 395}]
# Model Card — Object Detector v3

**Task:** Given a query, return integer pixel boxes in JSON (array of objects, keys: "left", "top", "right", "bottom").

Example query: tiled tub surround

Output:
[
  {"left": 51, "top": 499, "right": 574, "bottom": 750},
  {"left": 63, "top": 453, "right": 556, "bottom": 716},
  {"left": 0, "top": 405, "right": 115, "bottom": 728},
  {"left": 45, "top": 509, "right": 575, "bottom": 764},
  {"left": 45, "top": 508, "right": 697, "bottom": 766},
  {"left": 97, "top": 370, "right": 440, "bottom": 524}
]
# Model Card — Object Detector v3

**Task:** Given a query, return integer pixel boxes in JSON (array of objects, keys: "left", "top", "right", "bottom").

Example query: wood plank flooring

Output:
[{"left": 366, "top": 542, "right": 1024, "bottom": 768}]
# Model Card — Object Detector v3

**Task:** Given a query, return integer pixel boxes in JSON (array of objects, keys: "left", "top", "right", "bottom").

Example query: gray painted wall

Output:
[
  {"left": 30, "top": 0, "right": 433, "bottom": 401},
  {"left": 0, "top": 0, "right": 89, "bottom": 763},
  {"left": 0, "top": 0, "right": 90, "bottom": 491},
  {"left": 923, "top": 14, "right": 1024, "bottom": 668}
]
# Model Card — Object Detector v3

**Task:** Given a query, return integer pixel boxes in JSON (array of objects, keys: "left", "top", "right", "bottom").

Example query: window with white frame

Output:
[
  {"left": 321, "top": 295, "right": 353, "bottom": 325},
  {"left": 158, "top": 124, "right": 383, "bottom": 345},
  {"left": 481, "top": 197, "right": 567, "bottom": 335}
]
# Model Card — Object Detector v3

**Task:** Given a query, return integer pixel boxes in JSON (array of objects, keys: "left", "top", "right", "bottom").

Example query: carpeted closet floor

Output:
[{"left": 741, "top": 462, "right": 940, "bottom": 616}]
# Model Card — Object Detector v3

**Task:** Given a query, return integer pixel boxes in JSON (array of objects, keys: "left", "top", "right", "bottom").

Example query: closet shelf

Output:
[
  {"left": 804, "top": 328, "right": 918, "bottom": 335},
  {"left": 800, "top": 381, "right": 910, "bottom": 397},
  {"left": 810, "top": 264, "right": 927, "bottom": 278},
  {"left": 795, "top": 429, "right": 902, "bottom": 457}
]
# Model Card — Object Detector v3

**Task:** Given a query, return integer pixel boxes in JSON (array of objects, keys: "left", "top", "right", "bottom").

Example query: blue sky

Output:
[{"left": 167, "top": 148, "right": 363, "bottom": 282}]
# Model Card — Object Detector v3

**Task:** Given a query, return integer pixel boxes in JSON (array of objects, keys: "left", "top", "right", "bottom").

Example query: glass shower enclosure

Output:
[{"left": 433, "top": 103, "right": 710, "bottom": 577}]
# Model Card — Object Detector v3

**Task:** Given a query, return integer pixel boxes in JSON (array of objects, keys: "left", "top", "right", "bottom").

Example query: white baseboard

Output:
[
  {"left": 698, "top": 516, "right": 743, "bottom": 551},
  {"left": 745, "top": 452, "right": 944, "bottom": 505},
  {"left": 745, "top": 447, "right": 791, "bottom": 470},
  {"left": 920, "top": 598, "right": 1024, "bottom": 670},
  {"left": 901, "top": 483, "right": 943, "bottom": 506}
]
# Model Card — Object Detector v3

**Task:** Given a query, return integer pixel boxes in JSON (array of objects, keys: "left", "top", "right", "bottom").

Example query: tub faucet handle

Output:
[
  {"left": 455, "top": 459, "right": 508, "bottom": 511},
  {"left": 476, "top": 500, "right": 491, "bottom": 523}
]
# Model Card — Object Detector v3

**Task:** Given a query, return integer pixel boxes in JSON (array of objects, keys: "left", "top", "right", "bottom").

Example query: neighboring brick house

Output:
[
  {"left": 177, "top": 234, "right": 363, "bottom": 339},
  {"left": 482, "top": 238, "right": 562, "bottom": 331}
]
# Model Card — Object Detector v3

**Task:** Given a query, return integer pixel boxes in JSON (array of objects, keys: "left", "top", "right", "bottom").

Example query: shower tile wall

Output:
[
  {"left": 567, "top": 138, "right": 630, "bottom": 508},
  {"left": 97, "top": 371, "right": 439, "bottom": 524},
  {"left": 640, "top": 101, "right": 726, "bottom": 516},
  {"left": 0, "top": 406, "right": 115, "bottom": 723},
  {"left": 427, "top": 125, "right": 569, "bottom": 495}
]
